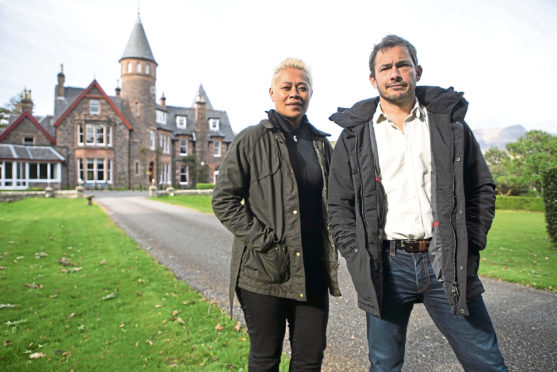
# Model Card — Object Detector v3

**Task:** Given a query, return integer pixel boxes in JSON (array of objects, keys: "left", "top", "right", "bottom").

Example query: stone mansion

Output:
[{"left": 0, "top": 17, "right": 234, "bottom": 190}]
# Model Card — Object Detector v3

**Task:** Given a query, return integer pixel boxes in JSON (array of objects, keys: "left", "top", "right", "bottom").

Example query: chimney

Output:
[
  {"left": 56, "top": 64, "right": 65, "bottom": 98},
  {"left": 195, "top": 93, "right": 206, "bottom": 121},
  {"left": 160, "top": 93, "right": 166, "bottom": 110},
  {"left": 21, "top": 88, "right": 34, "bottom": 114}
]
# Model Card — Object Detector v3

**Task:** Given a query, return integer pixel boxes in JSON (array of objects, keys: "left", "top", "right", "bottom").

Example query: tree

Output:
[
  {"left": 484, "top": 147, "right": 525, "bottom": 195},
  {"left": 506, "top": 130, "right": 557, "bottom": 196},
  {"left": 0, "top": 93, "right": 23, "bottom": 127}
]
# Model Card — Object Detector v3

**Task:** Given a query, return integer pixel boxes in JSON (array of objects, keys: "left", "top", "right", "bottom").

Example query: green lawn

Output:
[
  {"left": 0, "top": 199, "right": 252, "bottom": 371},
  {"left": 480, "top": 210, "right": 556, "bottom": 291},
  {"left": 156, "top": 195, "right": 557, "bottom": 292}
]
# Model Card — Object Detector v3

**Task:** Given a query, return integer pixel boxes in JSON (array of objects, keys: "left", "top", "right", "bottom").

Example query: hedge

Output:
[
  {"left": 543, "top": 167, "right": 557, "bottom": 245},
  {"left": 196, "top": 183, "right": 215, "bottom": 190},
  {"left": 495, "top": 196, "right": 545, "bottom": 212}
]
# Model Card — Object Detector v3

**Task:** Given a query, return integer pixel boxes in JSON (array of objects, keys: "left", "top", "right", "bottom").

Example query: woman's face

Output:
[{"left": 269, "top": 68, "right": 312, "bottom": 127}]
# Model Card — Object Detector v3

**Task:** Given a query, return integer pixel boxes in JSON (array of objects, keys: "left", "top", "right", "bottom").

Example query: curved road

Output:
[{"left": 93, "top": 192, "right": 557, "bottom": 371}]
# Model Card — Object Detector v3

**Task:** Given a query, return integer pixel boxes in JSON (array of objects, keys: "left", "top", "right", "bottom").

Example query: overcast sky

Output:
[{"left": 1, "top": 0, "right": 556, "bottom": 139}]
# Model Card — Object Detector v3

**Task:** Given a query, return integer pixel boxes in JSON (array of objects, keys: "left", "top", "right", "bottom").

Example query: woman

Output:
[{"left": 212, "top": 58, "right": 341, "bottom": 371}]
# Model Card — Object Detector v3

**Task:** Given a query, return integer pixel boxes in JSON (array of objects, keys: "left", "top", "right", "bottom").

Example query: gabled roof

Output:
[
  {"left": 120, "top": 18, "right": 157, "bottom": 64},
  {"left": 53, "top": 80, "right": 132, "bottom": 130},
  {"left": 0, "top": 111, "right": 56, "bottom": 145}
]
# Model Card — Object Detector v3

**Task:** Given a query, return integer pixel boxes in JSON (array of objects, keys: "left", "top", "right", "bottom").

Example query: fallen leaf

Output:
[
  {"left": 0, "top": 304, "right": 15, "bottom": 309},
  {"left": 102, "top": 293, "right": 117, "bottom": 301},
  {"left": 100, "top": 259, "right": 106, "bottom": 265},
  {"left": 172, "top": 310, "right": 179, "bottom": 316},
  {"left": 4, "top": 340, "right": 12, "bottom": 346},
  {"left": 136, "top": 291, "right": 143, "bottom": 296},
  {"left": 29, "top": 352, "right": 45, "bottom": 359},
  {"left": 176, "top": 317, "right": 185, "bottom": 324},
  {"left": 119, "top": 324, "right": 125, "bottom": 328},
  {"left": 215, "top": 324, "right": 223, "bottom": 331},
  {"left": 155, "top": 305, "right": 162, "bottom": 308},
  {"left": 234, "top": 322, "right": 241, "bottom": 331},
  {"left": 146, "top": 339, "right": 153, "bottom": 345},
  {"left": 69, "top": 313, "right": 75, "bottom": 318}
]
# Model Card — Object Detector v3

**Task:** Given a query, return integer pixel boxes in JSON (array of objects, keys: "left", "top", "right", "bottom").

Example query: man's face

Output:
[{"left": 369, "top": 45, "right": 422, "bottom": 107}]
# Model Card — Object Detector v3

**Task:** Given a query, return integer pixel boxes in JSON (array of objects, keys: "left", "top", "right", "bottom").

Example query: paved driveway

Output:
[{"left": 92, "top": 191, "right": 557, "bottom": 371}]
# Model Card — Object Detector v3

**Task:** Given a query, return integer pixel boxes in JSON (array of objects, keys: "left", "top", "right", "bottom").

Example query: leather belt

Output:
[{"left": 383, "top": 239, "right": 431, "bottom": 253}]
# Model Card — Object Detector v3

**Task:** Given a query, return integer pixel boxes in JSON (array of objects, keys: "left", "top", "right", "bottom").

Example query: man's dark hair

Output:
[{"left": 369, "top": 35, "right": 418, "bottom": 77}]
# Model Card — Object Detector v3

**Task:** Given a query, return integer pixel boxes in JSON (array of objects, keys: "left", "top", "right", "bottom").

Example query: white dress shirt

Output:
[{"left": 373, "top": 100, "right": 433, "bottom": 240}]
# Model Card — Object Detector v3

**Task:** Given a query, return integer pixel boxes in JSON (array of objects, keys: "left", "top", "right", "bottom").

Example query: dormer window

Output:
[
  {"left": 89, "top": 100, "right": 100, "bottom": 115},
  {"left": 156, "top": 110, "right": 167, "bottom": 124},
  {"left": 23, "top": 136, "right": 34, "bottom": 145},
  {"left": 209, "top": 118, "right": 220, "bottom": 131},
  {"left": 176, "top": 116, "right": 187, "bottom": 129}
]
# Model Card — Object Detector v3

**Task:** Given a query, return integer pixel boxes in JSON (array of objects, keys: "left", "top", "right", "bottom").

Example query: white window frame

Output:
[
  {"left": 180, "top": 165, "right": 189, "bottom": 185},
  {"left": 145, "top": 64, "right": 150, "bottom": 75},
  {"left": 180, "top": 139, "right": 188, "bottom": 156},
  {"left": 214, "top": 140, "right": 221, "bottom": 157},
  {"left": 77, "top": 124, "right": 84, "bottom": 146},
  {"left": 156, "top": 110, "right": 167, "bottom": 125},
  {"left": 150, "top": 130, "right": 156, "bottom": 150},
  {"left": 209, "top": 118, "right": 220, "bottom": 131},
  {"left": 89, "top": 100, "right": 100, "bottom": 115},
  {"left": 176, "top": 116, "right": 187, "bottom": 129},
  {"left": 159, "top": 134, "right": 170, "bottom": 154},
  {"left": 77, "top": 158, "right": 84, "bottom": 184},
  {"left": 108, "top": 126, "right": 112, "bottom": 146},
  {"left": 159, "top": 163, "right": 170, "bottom": 185},
  {"left": 22, "top": 136, "right": 34, "bottom": 145}
]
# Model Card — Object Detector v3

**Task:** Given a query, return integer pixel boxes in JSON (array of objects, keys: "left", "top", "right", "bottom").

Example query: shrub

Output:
[
  {"left": 495, "top": 196, "right": 545, "bottom": 212},
  {"left": 196, "top": 183, "right": 215, "bottom": 190},
  {"left": 543, "top": 167, "right": 557, "bottom": 246}
]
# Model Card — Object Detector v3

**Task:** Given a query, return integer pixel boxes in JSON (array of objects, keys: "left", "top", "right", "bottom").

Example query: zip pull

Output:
[{"left": 293, "top": 135, "right": 298, "bottom": 142}]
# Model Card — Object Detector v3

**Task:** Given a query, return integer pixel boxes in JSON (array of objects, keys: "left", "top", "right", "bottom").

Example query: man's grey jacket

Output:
[{"left": 327, "top": 86, "right": 495, "bottom": 318}]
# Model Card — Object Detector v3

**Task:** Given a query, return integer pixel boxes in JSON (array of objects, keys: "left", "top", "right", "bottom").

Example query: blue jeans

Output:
[{"left": 366, "top": 250, "right": 507, "bottom": 372}]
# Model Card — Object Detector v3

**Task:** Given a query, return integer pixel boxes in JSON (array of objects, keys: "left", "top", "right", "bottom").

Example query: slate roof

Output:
[
  {"left": 1, "top": 111, "right": 56, "bottom": 144},
  {"left": 0, "top": 144, "right": 64, "bottom": 161},
  {"left": 120, "top": 18, "right": 157, "bottom": 64}
]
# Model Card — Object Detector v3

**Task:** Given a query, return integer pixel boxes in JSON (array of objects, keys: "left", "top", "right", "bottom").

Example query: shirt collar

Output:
[{"left": 373, "top": 99, "right": 427, "bottom": 126}]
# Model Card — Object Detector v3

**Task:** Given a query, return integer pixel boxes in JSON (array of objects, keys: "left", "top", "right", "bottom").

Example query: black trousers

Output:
[{"left": 236, "top": 287, "right": 329, "bottom": 372}]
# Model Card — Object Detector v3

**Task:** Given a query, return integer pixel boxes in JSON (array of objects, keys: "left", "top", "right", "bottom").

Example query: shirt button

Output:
[
  {"left": 456, "top": 157, "right": 461, "bottom": 162},
  {"left": 458, "top": 265, "right": 464, "bottom": 271},
  {"left": 459, "top": 308, "right": 465, "bottom": 314},
  {"left": 293, "top": 210, "right": 298, "bottom": 215}
]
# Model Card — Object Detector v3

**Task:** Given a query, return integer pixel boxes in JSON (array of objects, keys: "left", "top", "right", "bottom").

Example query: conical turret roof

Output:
[{"left": 120, "top": 18, "right": 157, "bottom": 64}]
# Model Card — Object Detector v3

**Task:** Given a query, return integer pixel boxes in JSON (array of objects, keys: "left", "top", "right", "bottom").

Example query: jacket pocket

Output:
[{"left": 241, "top": 244, "right": 290, "bottom": 284}]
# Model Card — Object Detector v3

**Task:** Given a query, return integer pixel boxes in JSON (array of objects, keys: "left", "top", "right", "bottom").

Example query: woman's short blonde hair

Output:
[{"left": 270, "top": 58, "right": 313, "bottom": 88}]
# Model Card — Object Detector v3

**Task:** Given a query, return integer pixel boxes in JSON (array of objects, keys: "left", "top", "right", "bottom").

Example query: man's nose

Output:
[{"left": 389, "top": 68, "right": 402, "bottom": 80}]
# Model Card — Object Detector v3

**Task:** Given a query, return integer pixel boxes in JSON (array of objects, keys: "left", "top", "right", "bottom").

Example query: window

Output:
[
  {"left": 214, "top": 140, "right": 222, "bottom": 157},
  {"left": 108, "top": 159, "right": 112, "bottom": 183},
  {"left": 96, "top": 126, "right": 105, "bottom": 145},
  {"left": 159, "top": 134, "right": 170, "bottom": 154},
  {"left": 145, "top": 64, "right": 150, "bottom": 75},
  {"left": 22, "top": 136, "right": 34, "bottom": 145},
  {"left": 176, "top": 116, "right": 187, "bottom": 129},
  {"left": 77, "top": 158, "right": 84, "bottom": 183},
  {"left": 135, "top": 102, "right": 140, "bottom": 116},
  {"left": 97, "top": 159, "right": 105, "bottom": 182},
  {"left": 85, "top": 124, "right": 108, "bottom": 146},
  {"left": 159, "top": 163, "right": 170, "bottom": 185},
  {"left": 209, "top": 118, "right": 220, "bottom": 130},
  {"left": 136, "top": 62, "right": 141, "bottom": 73},
  {"left": 86, "top": 125, "right": 95, "bottom": 145},
  {"left": 156, "top": 110, "right": 167, "bottom": 124},
  {"left": 77, "top": 124, "right": 84, "bottom": 145},
  {"left": 180, "top": 166, "right": 189, "bottom": 185},
  {"left": 213, "top": 169, "right": 219, "bottom": 184},
  {"left": 89, "top": 100, "right": 100, "bottom": 115},
  {"left": 127, "top": 62, "right": 132, "bottom": 73},
  {"left": 150, "top": 130, "right": 156, "bottom": 150},
  {"left": 86, "top": 159, "right": 94, "bottom": 181},
  {"left": 180, "top": 139, "right": 188, "bottom": 155}
]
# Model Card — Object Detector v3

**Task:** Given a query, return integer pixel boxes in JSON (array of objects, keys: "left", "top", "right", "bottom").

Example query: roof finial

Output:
[{"left": 137, "top": 1, "right": 141, "bottom": 22}]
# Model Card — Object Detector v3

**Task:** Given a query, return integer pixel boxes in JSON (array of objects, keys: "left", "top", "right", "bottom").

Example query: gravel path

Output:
[{"left": 93, "top": 191, "right": 557, "bottom": 371}]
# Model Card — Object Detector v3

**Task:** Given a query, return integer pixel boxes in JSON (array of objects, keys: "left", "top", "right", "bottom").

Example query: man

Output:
[{"left": 327, "top": 35, "right": 507, "bottom": 371}]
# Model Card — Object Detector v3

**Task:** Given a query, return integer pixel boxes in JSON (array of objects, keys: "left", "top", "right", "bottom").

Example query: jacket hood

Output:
[{"left": 329, "top": 86, "right": 468, "bottom": 128}]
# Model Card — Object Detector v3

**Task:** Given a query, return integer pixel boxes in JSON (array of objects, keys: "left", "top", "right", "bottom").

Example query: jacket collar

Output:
[
  {"left": 260, "top": 111, "right": 331, "bottom": 138},
  {"left": 329, "top": 86, "right": 468, "bottom": 129}
]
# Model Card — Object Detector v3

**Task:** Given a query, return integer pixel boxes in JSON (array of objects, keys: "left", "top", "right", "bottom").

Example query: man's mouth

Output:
[{"left": 388, "top": 83, "right": 407, "bottom": 89}]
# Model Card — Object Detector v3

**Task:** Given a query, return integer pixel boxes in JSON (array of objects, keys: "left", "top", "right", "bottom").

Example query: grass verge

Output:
[
  {"left": 480, "top": 210, "right": 556, "bottom": 291},
  {"left": 156, "top": 196, "right": 557, "bottom": 292},
  {"left": 0, "top": 198, "right": 251, "bottom": 371}
]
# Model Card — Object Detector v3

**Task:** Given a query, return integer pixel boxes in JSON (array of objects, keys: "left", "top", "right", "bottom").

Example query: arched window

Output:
[
  {"left": 136, "top": 62, "right": 141, "bottom": 73},
  {"left": 145, "top": 64, "right": 150, "bottom": 75},
  {"left": 127, "top": 62, "right": 132, "bottom": 73}
]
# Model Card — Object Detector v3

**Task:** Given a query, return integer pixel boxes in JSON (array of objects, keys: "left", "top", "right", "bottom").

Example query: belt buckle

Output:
[{"left": 401, "top": 239, "right": 416, "bottom": 248}]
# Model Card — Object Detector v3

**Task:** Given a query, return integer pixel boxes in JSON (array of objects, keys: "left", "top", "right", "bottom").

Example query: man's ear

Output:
[
  {"left": 416, "top": 65, "right": 423, "bottom": 82},
  {"left": 369, "top": 74, "right": 378, "bottom": 89}
]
